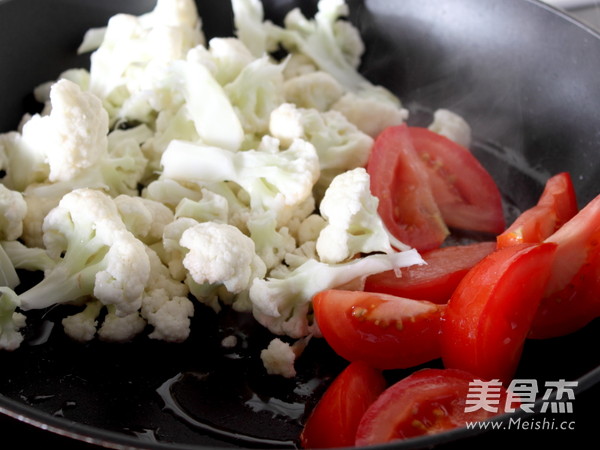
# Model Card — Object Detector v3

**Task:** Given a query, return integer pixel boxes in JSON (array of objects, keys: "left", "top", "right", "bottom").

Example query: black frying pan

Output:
[{"left": 1, "top": 0, "right": 600, "bottom": 448}]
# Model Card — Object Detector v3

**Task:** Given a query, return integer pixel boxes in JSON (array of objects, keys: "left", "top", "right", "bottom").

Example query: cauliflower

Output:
[
  {"left": 158, "top": 138, "right": 320, "bottom": 222},
  {"left": 231, "top": 0, "right": 280, "bottom": 58},
  {"left": 260, "top": 337, "right": 301, "bottom": 378},
  {"left": 0, "top": 184, "right": 27, "bottom": 241},
  {"left": 428, "top": 108, "right": 472, "bottom": 149},
  {"left": 16, "top": 188, "right": 151, "bottom": 317},
  {"left": 62, "top": 243, "right": 192, "bottom": 344},
  {"left": 0, "top": 240, "right": 56, "bottom": 273},
  {"left": 225, "top": 55, "right": 286, "bottom": 138},
  {"left": 174, "top": 191, "right": 230, "bottom": 225},
  {"left": 249, "top": 249, "right": 425, "bottom": 338},
  {"left": 188, "top": 37, "right": 255, "bottom": 86},
  {"left": 274, "top": 0, "right": 369, "bottom": 91},
  {"left": 283, "top": 71, "right": 345, "bottom": 112},
  {"left": 331, "top": 86, "right": 409, "bottom": 138},
  {"left": 0, "top": 287, "right": 27, "bottom": 351},
  {"left": 114, "top": 195, "right": 175, "bottom": 245},
  {"left": 316, "top": 168, "right": 394, "bottom": 264},
  {"left": 269, "top": 102, "right": 373, "bottom": 173},
  {"left": 247, "top": 211, "right": 297, "bottom": 270},
  {"left": 0, "top": 244, "right": 19, "bottom": 290},
  {"left": 180, "top": 221, "right": 266, "bottom": 295},
  {"left": 0, "top": 79, "right": 108, "bottom": 190},
  {"left": 83, "top": 0, "right": 205, "bottom": 112}
]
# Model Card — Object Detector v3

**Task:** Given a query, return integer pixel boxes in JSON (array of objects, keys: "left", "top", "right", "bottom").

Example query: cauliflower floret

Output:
[
  {"left": 97, "top": 306, "right": 147, "bottom": 343},
  {"left": 0, "top": 184, "right": 27, "bottom": 241},
  {"left": 428, "top": 108, "right": 472, "bottom": 149},
  {"left": 316, "top": 168, "right": 395, "bottom": 264},
  {"left": 0, "top": 79, "right": 108, "bottom": 190},
  {"left": 0, "top": 287, "right": 27, "bottom": 351},
  {"left": 283, "top": 71, "right": 345, "bottom": 112},
  {"left": 85, "top": 0, "right": 205, "bottom": 109},
  {"left": 225, "top": 55, "right": 286, "bottom": 138},
  {"left": 332, "top": 86, "right": 409, "bottom": 138},
  {"left": 62, "top": 300, "right": 104, "bottom": 342},
  {"left": 174, "top": 189, "right": 229, "bottom": 224},
  {"left": 159, "top": 137, "right": 320, "bottom": 223},
  {"left": 180, "top": 221, "right": 266, "bottom": 294},
  {"left": 43, "top": 79, "right": 109, "bottom": 182},
  {"left": 188, "top": 37, "right": 255, "bottom": 86},
  {"left": 17, "top": 188, "right": 151, "bottom": 318},
  {"left": 247, "top": 211, "right": 297, "bottom": 270},
  {"left": 114, "top": 195, "right": 175, "bottom": 245},
  {"left": 249, "top": 250, "right": 424, "bottom": 338},
  {"left": 269, "top": 102, "right": 373, "bottom": 177},
  {"left": 260, "top": 338, "right": 298, "bottom": 378}
]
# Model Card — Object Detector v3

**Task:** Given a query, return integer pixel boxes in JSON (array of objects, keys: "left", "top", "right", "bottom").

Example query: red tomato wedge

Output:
[
  {"left": 529, "top": 193, "right": 600, "bottom": 339},
  {"left": 367, "top": 124, "right": 449, "bottom": 252},
  {"left": 355, "top": 368, "right": 509, "bottom": 445},
  {"left": 497, "top": 172, "right": 578, "bottom": 249},
  {"left": 313, "top": 289, "right": 446, "bottom": 370},
  {"left": 300, "top": 361, "right": 387, "bottom": 449},
  {"left": 441, "top": 242, "right": 557, "bottom": 383},
  {"left": 364, "top": 241, "right": 497, "bottom": 304},
  {"left": 408, "top": 127, "right": 505, "bottom": 235}
]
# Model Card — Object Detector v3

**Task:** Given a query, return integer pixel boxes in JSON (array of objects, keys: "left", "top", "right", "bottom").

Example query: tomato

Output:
[
  {"left": 408, "top": 127, "right": 505, "bottom": 235},
  {"left": 364, "top": 241, "right": 496, "bottom": 304},
  {"left": 367, "top": 124, "right": 449, "bottom": 252},
  {"left": 300, "top": 361, "right": 387, "bottom": 449},
  {"left": 355, "top": 368, "right": 509, "bottom": 445},
  {"left": 529, "top": 193, "right": 600, "bottom": 339},
  {"left": 313, "top": 289, "right": 445, "bottom": 370},
  {"left": 497, "top": 172, "right": 578, "bottom": 249},
  {"left": 441, "top": 242, "right": 557, "bottom": 383}
]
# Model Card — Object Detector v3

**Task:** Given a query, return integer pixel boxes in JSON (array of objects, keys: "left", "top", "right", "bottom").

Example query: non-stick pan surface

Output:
[{"left": 1, "top": 0, "right": 600, "bottom": 448}]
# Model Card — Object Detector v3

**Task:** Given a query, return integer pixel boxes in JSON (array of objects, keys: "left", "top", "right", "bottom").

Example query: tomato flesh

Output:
[
  {"left": 367, "top": 124, "right": 449, "bottom": 252},
  {"left": 364, "top": 241, "right": 496, "bottom": 304},
  {"left": 313, "top": 290, "right": 445, "bottom": 370},
  {"left": 529, "top": 193, "right": 600, "bottom": 338},
  {"left": 441, "top": 242, "right": 557, "bottom": 383},
  {"left": 408, "top": 127, "right": 505, "bottom": 235},
  {"left": 300, "top": 361, "right": 387, "bottom": 449},
  {"left": 355, "top": 368, "right": 508, "bottom": 445},
  {"left": 497, "top": 172, "right": 578, "bottom": 249}
]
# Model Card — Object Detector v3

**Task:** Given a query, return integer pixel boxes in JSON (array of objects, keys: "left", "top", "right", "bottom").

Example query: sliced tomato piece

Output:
[
  {"left": 364, "top": 241, "right": 496, "bottom": 304},
  {"left": 408, "top": 127, "right": 505, "bottom": 235},
  {"left": 300, "top": 361, "right": 387, "bottom": 449},
  {"left": 441, "top": 242, "right": 557, "bottom": 383},
  {"left": 529, "top": 193, "right": 600, "bottom": 339},
  {"left": 313, "top": 289, "right": 445, "bottom": 370},
  {"left": 367, "top": 124, "right": 449, "bottom": 252},
  {"left": 355, "top": 368, "right": 509, "bottom": 445},
  {"left": 497, "top": 172, "right": 578, "bottom": 249}
]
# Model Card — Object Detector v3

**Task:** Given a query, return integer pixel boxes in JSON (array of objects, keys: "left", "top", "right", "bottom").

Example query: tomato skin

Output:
[
  {"left": 367, "top": 124, "right": 449, "bottom": 252},
  {"left": 300, "top": 361, "right": 387, "bottom": 449},
  {"left": 364, "top": 241, "right": 496, "bottom": 304},
  {"left": 497, "top": 172, "right": 578, "bottom": 249},
  {"left": 441, "top": 242, "right": 557, "bottom": 383},
  {"left": 529, "top": 193, "right": 600, "bottom": 339},
  {"left": 313, "top": 290, "right": 446, "bottom": 370},
  {"left": 408, "top": 127, "right": 505, "bottom": 235},
  {"left": 355, "top": 368, "right": 508, "bottom": 446}
]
